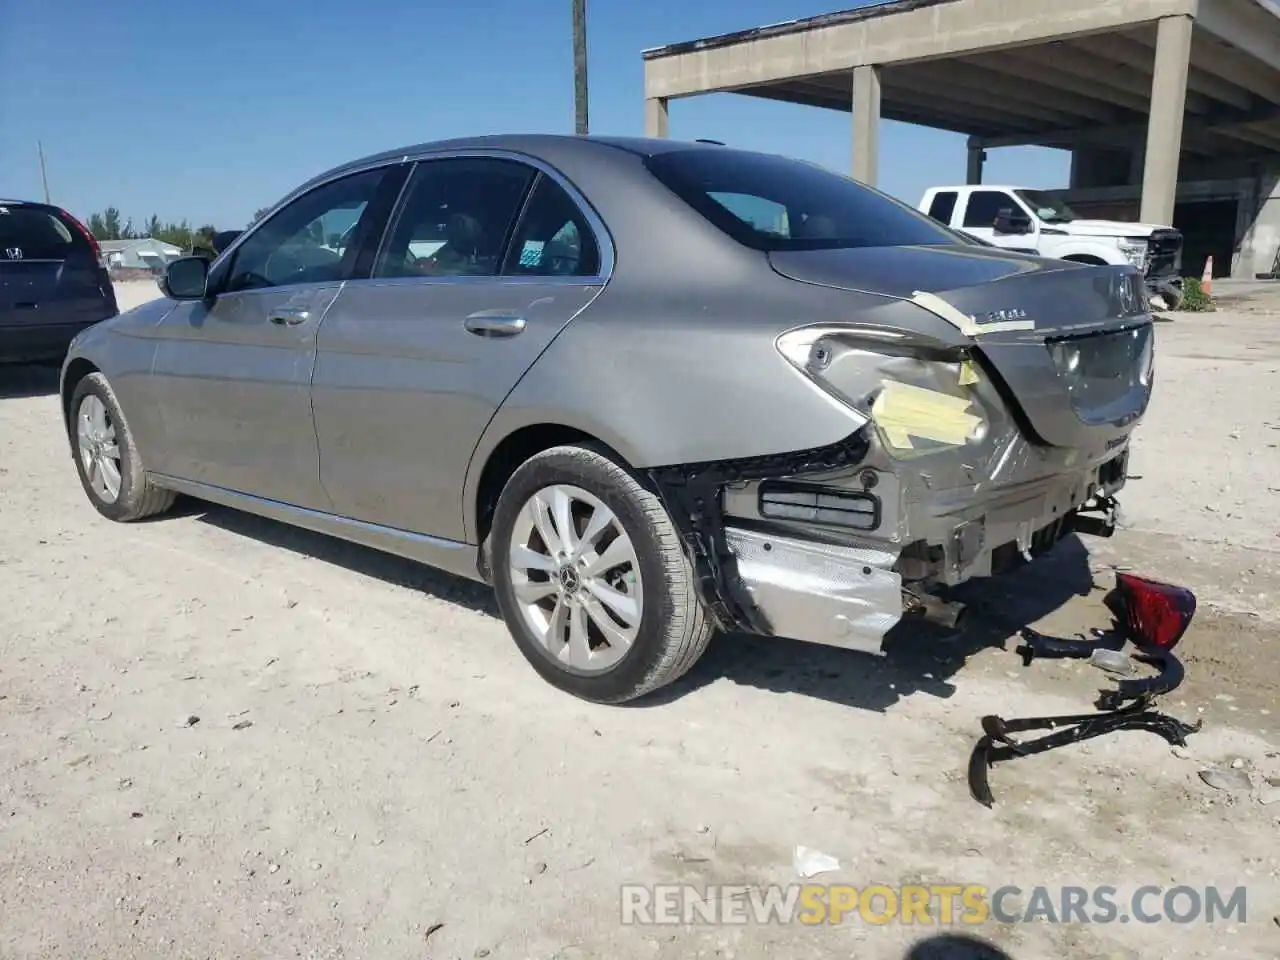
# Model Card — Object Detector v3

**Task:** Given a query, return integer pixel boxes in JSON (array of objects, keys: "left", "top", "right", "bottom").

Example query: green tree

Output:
[
  {"left": 87, "top": 212, "right": 109, "bottom": 240},
  {"left": 154, "top": 219, "right": 193, "bottom": 251},
  {"left": 102, "top": 207, "right": 123, "bottom": 240},
  {"left": 144, "top": 214, "right": 162, "bottom": 238},
  {"left": 251, "top": 207, "right": 270, "bottom": 225}
]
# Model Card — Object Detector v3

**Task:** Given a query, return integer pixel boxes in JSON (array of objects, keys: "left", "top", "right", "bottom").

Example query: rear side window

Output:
[
  {"left": 0, "top": 206, "right": 79, "bottom": 260},
  {"left": 927, "top": 191, "right": 958, "bottom": 225},
  {"left": 502, "top": 174, "right": 601, "bottom": 278},
  {"left": 644, "top": 149, "right": 957, "bottom": 252}
]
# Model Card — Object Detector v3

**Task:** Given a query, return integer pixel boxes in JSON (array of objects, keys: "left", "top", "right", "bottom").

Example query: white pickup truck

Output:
[{"left": 920, "top": 185, "right": 1185, "bottom": 310}]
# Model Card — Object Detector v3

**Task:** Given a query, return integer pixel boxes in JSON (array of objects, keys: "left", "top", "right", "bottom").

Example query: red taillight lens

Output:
[
  {"left": 59, "top": 209, "right": 106, "bottom": 268},
  {"left": 1108, "top": 573, "right": 1197, "bottom": 651}
]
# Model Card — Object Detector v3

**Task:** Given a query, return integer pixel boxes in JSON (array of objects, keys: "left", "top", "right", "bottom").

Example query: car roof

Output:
[
  {"left": 0, "top": 198, "right": 61, "bottom": 211},
  {"left": 291, "top": 134, "right": 744, "bottom": 196}
]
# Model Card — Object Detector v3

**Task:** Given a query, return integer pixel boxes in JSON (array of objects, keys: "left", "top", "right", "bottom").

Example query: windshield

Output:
[
  {"left": 1015, "top": 190, "right": 1077, "bottom": 224},
  {"left": 645, "top": 149, "right": 967, "bottom": 252}
]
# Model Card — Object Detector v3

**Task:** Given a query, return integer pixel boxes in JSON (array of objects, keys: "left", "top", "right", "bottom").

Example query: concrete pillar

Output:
[
  {"left": 851, "top": 65, "right": 881, "bottom": 185},
  {"left": 644, "top": 97, "right": 669, "bottom": 138},
  {"left": 1140, "top": 15, "right": 1193, "bottom": 225},
  {"left": 966, "top": 145, "right": 986, "bottom": 185}
]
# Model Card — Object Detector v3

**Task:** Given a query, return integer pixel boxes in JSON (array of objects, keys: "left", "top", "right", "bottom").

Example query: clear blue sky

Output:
[{"left": 0, "top": 0, "right": 1068, "bottom": 230}]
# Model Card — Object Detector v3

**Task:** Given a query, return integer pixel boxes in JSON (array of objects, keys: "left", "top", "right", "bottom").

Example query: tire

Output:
[
  {"left": 490, "top": 444, "right": 714, "bottom": 704},
  {"left": 68, "top": 372, "right": 176, "bottom": 522}
]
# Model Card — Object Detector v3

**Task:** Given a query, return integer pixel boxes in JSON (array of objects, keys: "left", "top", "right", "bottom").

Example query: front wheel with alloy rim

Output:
[
  {"left": 490, "top": 445, "right": 715, "bottom": 703},
  {"left": 68, "top": 372, "right": 176, "bottom": 522}
]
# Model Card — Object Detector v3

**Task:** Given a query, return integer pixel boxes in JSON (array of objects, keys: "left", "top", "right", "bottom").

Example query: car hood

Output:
[
  {"left": 769, "top": 244, "right": 1153, "bottom": 449},
  {"left": 1055, "top": 219, "right": 1170, "bottom": 238}
]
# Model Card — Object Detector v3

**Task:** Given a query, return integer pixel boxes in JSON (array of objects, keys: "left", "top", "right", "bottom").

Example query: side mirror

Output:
[
  {"left": 159, "top": 256, "right": 210, "bottom": 301},
  {"left": 993, "top": 207, "right": 1033, "bottom": 235}
]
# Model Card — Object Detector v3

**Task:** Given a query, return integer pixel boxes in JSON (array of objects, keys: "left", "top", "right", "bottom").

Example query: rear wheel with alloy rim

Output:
[{"left": 490, "top": 445, "right": 714, "bottom": 703}]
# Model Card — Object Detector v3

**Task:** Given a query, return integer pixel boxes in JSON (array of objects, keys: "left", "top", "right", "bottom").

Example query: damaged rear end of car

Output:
[{"left": 648, "top": 251, "right": 1154, "bottom": 656}]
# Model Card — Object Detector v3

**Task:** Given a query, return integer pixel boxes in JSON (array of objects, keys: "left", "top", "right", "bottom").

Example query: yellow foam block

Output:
[
  {"left": 874, "top": 381, "right": 979, "bottom": 449},
  {"left": 958, "top": 360, "right": 980, "bottom": 386}
]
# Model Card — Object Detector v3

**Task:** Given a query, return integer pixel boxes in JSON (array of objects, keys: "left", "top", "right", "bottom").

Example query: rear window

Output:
[
  {"left": 644, "top": 149, "right": 961, "bottom": 252},
  {"left": 0, "top": 205, "right": 79, "bottom": 260}
]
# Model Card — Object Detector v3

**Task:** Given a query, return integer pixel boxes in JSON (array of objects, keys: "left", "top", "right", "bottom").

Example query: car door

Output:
[
  {"left": 311, "top": 155, "right": 608, "bottom": 541},
  {"left": 149, "top": 164, "right": 404, "bottom": 508}
]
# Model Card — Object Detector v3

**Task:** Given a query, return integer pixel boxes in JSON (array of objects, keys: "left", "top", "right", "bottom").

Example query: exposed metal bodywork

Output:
[{"left": 60, "top": 135, "right": 1154, "bottom": 658}]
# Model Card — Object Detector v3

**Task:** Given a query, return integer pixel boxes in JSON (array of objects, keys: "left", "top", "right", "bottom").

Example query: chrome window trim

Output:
[
  {"left": 397, "top": 148, "right": 614, "bottom": 281},
  {"left": 208, "top": 147, "right": 614, "bottom": 296},
  {"left": 357, "top": 148, "right": 613, "bottom": 290}
]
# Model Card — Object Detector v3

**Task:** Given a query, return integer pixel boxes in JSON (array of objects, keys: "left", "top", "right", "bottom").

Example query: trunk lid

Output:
[{"left": 769, "top": 244, "right": 1153, "bottom": 449}]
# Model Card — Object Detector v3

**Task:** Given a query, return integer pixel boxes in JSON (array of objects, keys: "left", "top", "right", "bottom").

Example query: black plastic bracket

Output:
[
  {"left": 646, "top": 429, "right": 871, "bottom": 636},
  {"left": 969, "top": 626, "right": 1202, "bottom": 807}
]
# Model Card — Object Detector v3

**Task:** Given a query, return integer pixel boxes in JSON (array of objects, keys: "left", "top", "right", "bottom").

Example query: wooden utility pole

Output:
[
  {"left": 572, "top": 0, "right": 588, "bottom": 135},
  {"left": 37, "top": 141, "right": 51, "bottom": 202}
]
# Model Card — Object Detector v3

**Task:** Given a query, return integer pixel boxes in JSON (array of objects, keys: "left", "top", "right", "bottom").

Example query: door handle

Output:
[
  {"left": 270, "top": 308, "right": 310, "bottom": 326},
  {"left": 464, "top": 311, "right": 526, "bottom": 338}
]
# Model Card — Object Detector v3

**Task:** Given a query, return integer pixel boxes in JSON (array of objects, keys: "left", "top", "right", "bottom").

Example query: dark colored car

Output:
[{"left": 0, "top": 199, "right": 118, "bottom": 364}]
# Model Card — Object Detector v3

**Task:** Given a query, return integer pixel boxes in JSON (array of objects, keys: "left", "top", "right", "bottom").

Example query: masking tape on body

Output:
[
  {"left": 874, "top": 380, "right": 980, "bottom": 450},
  {"left": 910, "top": 290, "right": 1035, "bottom": 336}
]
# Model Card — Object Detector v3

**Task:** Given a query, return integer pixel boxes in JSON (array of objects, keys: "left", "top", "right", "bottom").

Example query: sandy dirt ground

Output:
[{"left": 1, "top": 281, "right": 1278, "bottom": 960}]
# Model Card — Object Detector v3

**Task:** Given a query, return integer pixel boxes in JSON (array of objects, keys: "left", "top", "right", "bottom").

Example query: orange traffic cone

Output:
[{"left": 1201, "top": 256, "right": 1214, "bottom": 296}]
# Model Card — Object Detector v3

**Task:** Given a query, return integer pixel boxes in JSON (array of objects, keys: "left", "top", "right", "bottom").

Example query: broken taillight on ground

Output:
[
  {"left": 967, "top": 573, "right": 1203, "bottom": 808},
  {"left": 1107, "top": 572, "right": 1197, "bottom": 651}
]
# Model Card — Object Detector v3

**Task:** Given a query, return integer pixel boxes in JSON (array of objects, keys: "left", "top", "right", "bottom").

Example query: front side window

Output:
[
  {"left": 644, "top": 148, "right": 957, "bottom": 252},
  {"left": 962, "top": 190, "right": 1021, "bottom": 229},
  {"left": 376, "top": 158, "right": 535, "bottom": 280},
  {"left": 224, "top": 168, "right": 386, "bottom": 293},
  {"left": 502, "top": 175, "right": 601, "bottom": 278}
]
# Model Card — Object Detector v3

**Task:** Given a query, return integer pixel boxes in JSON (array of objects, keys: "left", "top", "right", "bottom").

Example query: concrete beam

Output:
[
  {"left": 643, "top": 0, "right": 1196, "bottom": 100},
  {"left": 960, "top": 51, "right": 1154, "bottom": 114},
  {"left": 971, "top": 102, "right": 1280, "bottom": 152},
  {"left": 1197, "top": 0, "right": 1280, "bottom": 74},
  {"left": 917, "top": 58, "right": 1123, "bottom": 123},
  {"left": 967, "top": 145, "right": 986, "bottom": 184},
  {"left": 737, "top": 83, "right": 1001, "bottom": 135},
  {"left": 1213, "top": 125, "right": 1280, "bottom": 151},
  {"left": 1188, "top": 32, "right": 1280, "bottom": 103},
  {"left": 1085, "top": 30, "right": 1255, "bottom": 109},
  {"left": 781, "top": 74, "right": 1035, "bottom": 132},
  {"left": 1140, "top": 15, "right": 1193, "bottom": 224},
  {"left": 897, "top": 61, "right": 1116, "bottom": 126},
  {"left": 852, "top": 65, "right": 881, "bottom": 184},
  {"left": 882, "top": 81, "right": 1057, "bottom": 131},
  {"left": 645, "top": 97, "right": 669, "bottom": 137},
  {"left": 1030, "top": 40, "right": 1211, "bottom": 113}
]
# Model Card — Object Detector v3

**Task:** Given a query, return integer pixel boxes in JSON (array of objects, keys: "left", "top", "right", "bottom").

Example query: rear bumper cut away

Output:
[
  {"left": 725, "top": 527, "right": 904, "bottom": 654},
  {"left": 652, "top": 431, "right": 1130, "bottom": 658}
]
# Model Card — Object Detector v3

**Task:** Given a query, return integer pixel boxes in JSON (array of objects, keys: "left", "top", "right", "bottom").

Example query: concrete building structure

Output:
[{"left": 642, "top": 0, "right": 1280, "bottom": 279}]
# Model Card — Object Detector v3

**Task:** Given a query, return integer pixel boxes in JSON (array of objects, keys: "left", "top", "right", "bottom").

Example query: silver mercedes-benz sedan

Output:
[{"left": 60, "top": 135, "right": 1153, "bottom": 703}]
